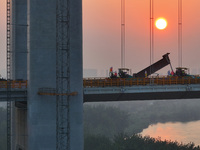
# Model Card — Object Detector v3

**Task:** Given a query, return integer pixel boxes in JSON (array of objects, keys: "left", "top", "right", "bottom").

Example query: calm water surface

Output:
[{"left": 140, "top": 120, "right": 200, "bottom": 146}]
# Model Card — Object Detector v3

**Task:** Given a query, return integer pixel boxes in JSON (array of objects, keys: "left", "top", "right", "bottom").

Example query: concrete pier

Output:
[
  {"left": 11, "top": 0, "right": 28, "bottom": 149},
  {"left": 9, "top": 0, "right": 83, "bottom": 149},
  {"left": 27, "top": 0, "right": 57, "bottom": 149},
  {"left": 27, "top": 0, "right": 83, "bottom": 149},
  {"left": 11, "top": 0, "right": 27, "bottom": 80}
]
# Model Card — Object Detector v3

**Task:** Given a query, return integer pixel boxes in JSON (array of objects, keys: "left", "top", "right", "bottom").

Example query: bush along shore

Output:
[
  {"left": 84, "top": 99, "right": 200, "bottom": 149},
  {"left": 85, "top": 134, "right": 200, "bottom": 150}
]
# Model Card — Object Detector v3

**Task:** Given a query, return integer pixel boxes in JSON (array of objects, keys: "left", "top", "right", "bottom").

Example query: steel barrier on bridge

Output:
[
  {"left": 83, "top": 76, "right": 200, "bottom": 87},
  {"left": 0, "top": 80, "right": 27, "bottom": 88},
  {"left": 1, "top": 77, "right": 200, "bottom": 89}
]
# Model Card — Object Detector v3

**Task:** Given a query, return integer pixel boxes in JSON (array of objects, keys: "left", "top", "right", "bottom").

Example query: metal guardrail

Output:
[
  {"left": 83, "top": 76, "right": 200, "bottom": 87},
  {"left": 0, "top": 80, "right": 27, "bottom": 88},
  {"left": 1, "top": 77, "right": 200, "bottom": 89}
]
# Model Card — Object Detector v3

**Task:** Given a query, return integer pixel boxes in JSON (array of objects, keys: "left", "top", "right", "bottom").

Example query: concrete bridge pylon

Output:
[{"left": 8, "top": 0, "right": 83, "bottom": 149}]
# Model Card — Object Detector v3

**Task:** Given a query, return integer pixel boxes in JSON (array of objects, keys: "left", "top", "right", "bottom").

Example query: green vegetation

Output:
[
  {"left": 0, "top": 99, "right": 200, "bottom": 149},
  {"left": 84, "top": 134, "right": 200, "bottom": 150},
  {"left": 84, "top": 105, "right": 130, "bottom": 138},
  {"left": 84, "top": 99, "right": 200, "bottom": 149},
  {"left": 84, "top": 134, "right": 113, "bottom": 150},
  {"left": 84, "top": 99, "right": 200, "bottom": 134},
  {"left": 122, "top": 99, "right": 200, "bottom": 133}
]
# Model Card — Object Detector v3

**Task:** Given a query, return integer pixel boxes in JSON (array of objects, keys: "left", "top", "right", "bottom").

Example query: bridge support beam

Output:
[
  {"left": 12, "top": 103, "right": 27, "bottom": 150},
  {"left": 84, "top": 84, "right": 200, "bottom": 102}
]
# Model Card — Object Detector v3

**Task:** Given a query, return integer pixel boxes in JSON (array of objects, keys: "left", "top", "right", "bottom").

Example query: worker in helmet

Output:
[{"left": 114, "top": 71, "right": 117, "bottom": 78}]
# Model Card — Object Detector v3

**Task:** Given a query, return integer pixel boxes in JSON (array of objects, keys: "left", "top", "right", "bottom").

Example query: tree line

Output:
[
  {"left": 0, "top": 99, "right": 200, "bottom": 149},
  {"left": 84, "top": 99, "right": 200, "bottom": 149},
  {"left": 85, "top": 134, "right": 200, "bottom": 150}
]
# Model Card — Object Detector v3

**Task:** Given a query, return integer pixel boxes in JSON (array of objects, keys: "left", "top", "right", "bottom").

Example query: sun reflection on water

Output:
[{"left": 141, "top": 121, "right": 200, "bottom": 146}]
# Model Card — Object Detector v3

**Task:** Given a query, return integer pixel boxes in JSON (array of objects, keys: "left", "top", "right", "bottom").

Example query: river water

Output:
[{"left": 140, "top": 120, "right": 200, "bottom": 146}]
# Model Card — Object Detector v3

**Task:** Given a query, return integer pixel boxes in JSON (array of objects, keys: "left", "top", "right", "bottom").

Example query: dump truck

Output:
[
  {"left": 109, "top": 53, "right": 192, "bottom": 78},
  {"left": 132, "top": 53, "right": 172, "bottom": 78}
]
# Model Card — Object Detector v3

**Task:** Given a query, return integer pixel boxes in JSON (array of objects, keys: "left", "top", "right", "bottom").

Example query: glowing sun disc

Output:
[{"left": 155, "top": 18, "right": 167, "bottom": 30}]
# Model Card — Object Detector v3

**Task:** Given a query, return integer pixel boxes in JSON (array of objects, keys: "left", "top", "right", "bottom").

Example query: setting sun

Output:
[{"left": 155, "top": 18, "right": 167, "bottom": 30}]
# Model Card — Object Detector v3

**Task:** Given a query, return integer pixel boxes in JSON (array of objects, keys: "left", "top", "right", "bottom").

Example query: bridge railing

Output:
[
  {"left": 0, "top": 77, "right": 200, "bottom": 88},
  {"left": 0, "top": 80, "right": 27, "bottom": 88},
  {"left": 83, "top": 76, "right": 200, "bottom": 87}
]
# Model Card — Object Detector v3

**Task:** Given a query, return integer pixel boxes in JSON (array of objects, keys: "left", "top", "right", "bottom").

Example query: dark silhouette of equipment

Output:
[
  {"left": 133, "top": 53, "right": 172, "bottom": 78},
  {"left": 109, "top": 53, "right": 175, "bottom": 79},
  {"left": 175, "top": 67, "right": 189, "bottom": 77},
  {"left": 118, "top": 68, "right": 132, "bottom": 78}
]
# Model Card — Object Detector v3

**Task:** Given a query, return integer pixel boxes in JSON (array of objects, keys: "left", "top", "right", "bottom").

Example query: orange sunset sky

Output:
[
  {"left": 83, "top": 0, "right": 200, "bottom": 76},
  {"left": 0, "top": 0, "right": 200, "bottom": 77}
]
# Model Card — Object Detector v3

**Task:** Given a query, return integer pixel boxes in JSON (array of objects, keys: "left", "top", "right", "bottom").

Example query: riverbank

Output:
[
  {"left": 84, "top": 133, "right": 200, "bottom": 150},
  {"left": 84, "top": 100, "right": 200, "bottom": 149},
  {"left": 84, "top": 99, "right": 200, "bottom": 135}
]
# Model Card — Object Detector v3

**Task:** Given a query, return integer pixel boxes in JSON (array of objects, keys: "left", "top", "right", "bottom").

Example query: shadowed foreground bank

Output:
[
  {"left": 84, "top": 100, "right": 200, "bottom": 150},
  {"left": 84, "top": 134, "right": 200, "bottom": 150},
  {"left": 84, "top": 100, "right": 200, "bottom": 136}
]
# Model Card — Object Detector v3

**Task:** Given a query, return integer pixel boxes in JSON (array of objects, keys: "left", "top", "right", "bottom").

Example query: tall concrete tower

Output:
[
  {"left": 9, "top": 0, "right": 28, "bottom": 149},
  {"left": 9, "top": 0, "right": 83, "bottom": 149},
  {"left": 27, "top": 0, "right": 83, "bottom": 149}
]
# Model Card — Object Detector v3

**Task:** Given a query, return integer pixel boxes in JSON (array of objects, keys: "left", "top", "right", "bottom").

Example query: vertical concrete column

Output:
[
  {"left": 69, "top": 0, "right": 83, "bottom": 149},
  {"left": 15, "top": 107, "right": 27, "bottom": 150},
  {"left": 27, "top": 0, "right": 57, "bottom": 149},
  {"left": 12, "top": 106, "right": 28, "bottom": 150},
  {"left": 11, "top": 0, "right": 27, "bottom": 80},
  {"left": 10, "top": 0, "right": 28, "bottom": 150},
  {"left": 27, "top": 0, "right": 83, "bottom": 149}
]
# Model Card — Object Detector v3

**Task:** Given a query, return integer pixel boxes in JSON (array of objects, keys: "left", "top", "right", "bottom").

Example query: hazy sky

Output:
[
  {"left": 0, "top": 0, "right": 200, "bottom": 77},
  {"left": 83, "top": 0, "right": 200, "bottom": 76},
  {"left": 0, "top": 0, "right": 6, "bottom": 77}
]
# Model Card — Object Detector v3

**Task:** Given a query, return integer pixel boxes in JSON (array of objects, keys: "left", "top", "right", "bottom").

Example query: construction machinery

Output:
[
  {"left": 133, "top": 53, "right": 172, "bottom": 78},
  {"left": 175, "top": 67, "right": 189, "bottom": 77},
  {"left": 109, "top": 53, "right": 173, "bottom": 78}
]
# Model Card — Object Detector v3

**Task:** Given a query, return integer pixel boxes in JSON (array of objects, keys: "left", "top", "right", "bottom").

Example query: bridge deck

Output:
[
  {"left": 1, "top": 78, "right": 200, "bottom": 102},
  {"left": 84, "top": 84, "right": 200, "bottom": 102}
]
